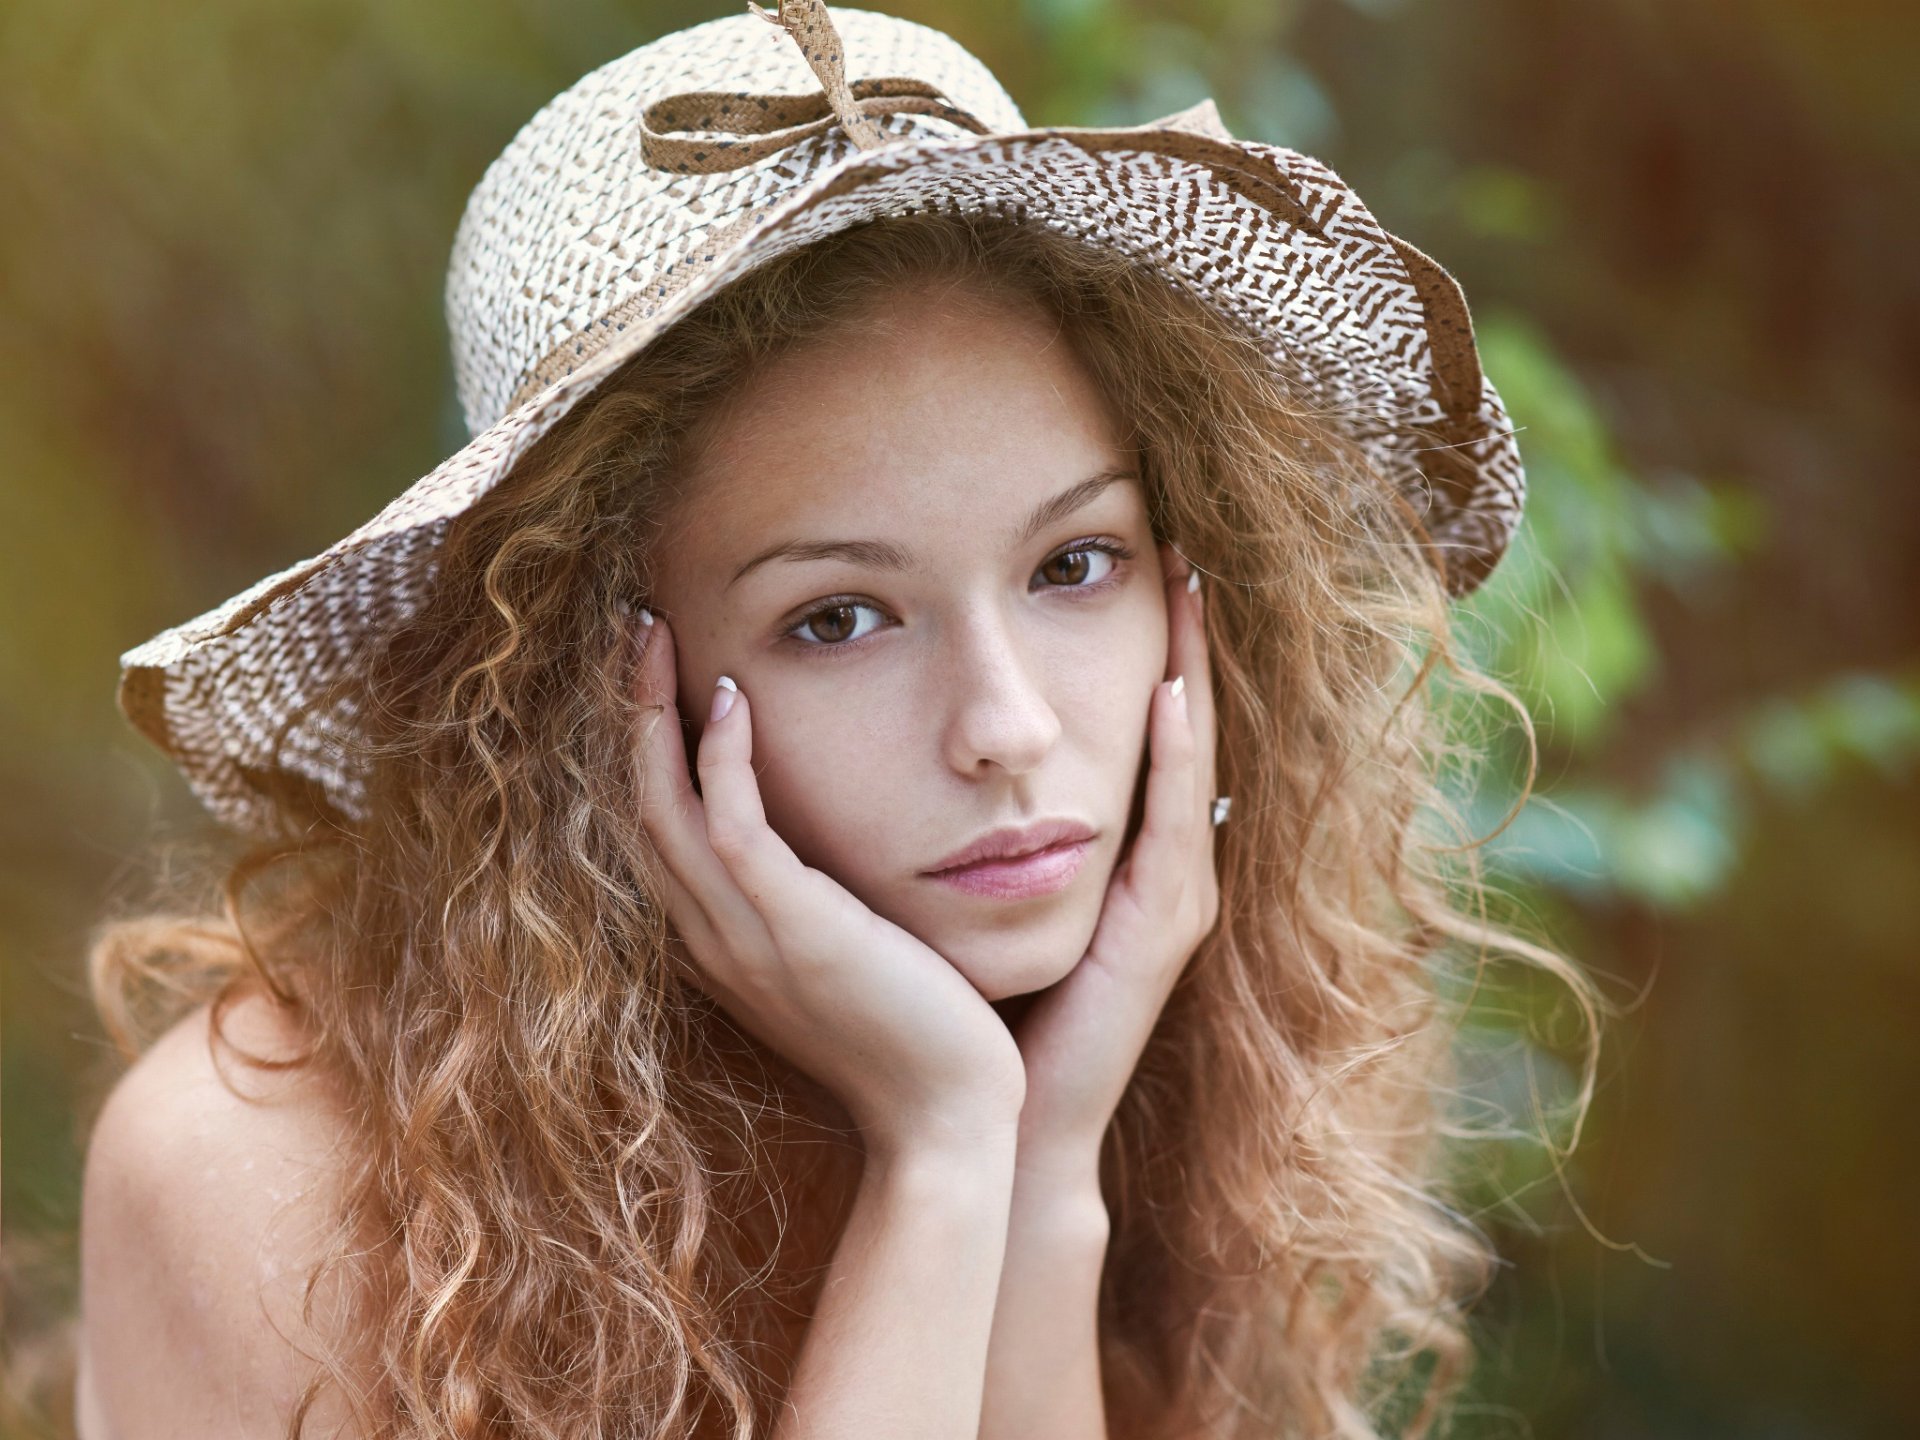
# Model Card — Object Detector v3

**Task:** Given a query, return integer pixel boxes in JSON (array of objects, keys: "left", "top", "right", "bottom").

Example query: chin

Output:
[
  {"left": 905, "top": 855, "right": 1114, "bottom": 1004},
  {"left": 940, "top": 924, "right": 1090, "bottom": 1003}
]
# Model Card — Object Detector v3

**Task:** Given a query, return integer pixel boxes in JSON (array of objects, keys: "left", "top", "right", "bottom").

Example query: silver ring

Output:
[{"left": 1211, "top": 795, "right": 1232, "bottom": 827}]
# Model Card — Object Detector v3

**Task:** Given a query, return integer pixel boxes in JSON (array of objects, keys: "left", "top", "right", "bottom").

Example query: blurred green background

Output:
[{"left": 4, "top": 0, "right": 1915, "bottom": 1434}]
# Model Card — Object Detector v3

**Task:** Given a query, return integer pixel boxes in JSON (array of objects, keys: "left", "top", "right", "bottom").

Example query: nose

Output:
[{"left": 938, "top": 602, "right": 1062, "bottom": 779}]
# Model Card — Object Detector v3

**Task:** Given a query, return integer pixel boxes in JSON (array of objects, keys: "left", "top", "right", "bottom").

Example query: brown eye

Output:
[
  {"left": 1037, "top": 544, "right": 1122, "bottom": 589},
  {"left": 1043, "top": 551, "right": 1094, "bottom": 586},
  {"left": 805, "top": 604, "right": 862, "bottom": 644},
  {"left": 786, "top": 599, "right": 888, "bottom": 650}
]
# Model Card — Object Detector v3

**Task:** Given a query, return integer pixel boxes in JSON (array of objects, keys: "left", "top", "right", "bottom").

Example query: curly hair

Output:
[{"left": 84, "top": 206, "right": 1602, "bottom": 1439}]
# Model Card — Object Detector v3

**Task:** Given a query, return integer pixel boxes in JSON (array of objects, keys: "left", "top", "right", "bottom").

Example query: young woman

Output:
[{"left": 75, "top": 5, "right": 1599, "bottom": 1438}]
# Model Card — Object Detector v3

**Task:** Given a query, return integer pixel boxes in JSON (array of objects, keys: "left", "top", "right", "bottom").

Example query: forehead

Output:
[{"left": 668, "top": 283, "right": 1132, "bottom": 551}]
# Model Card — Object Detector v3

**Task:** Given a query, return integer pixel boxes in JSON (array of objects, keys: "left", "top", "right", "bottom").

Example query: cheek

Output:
[
  {"left": 1079, "top": 592, "right": 1171, "bottom": 815},
  {"left": 1066, "top": 587, "right": 1170, "bottom": 734},
  {"left": 745, "top": 695, "right": 906, "bottom": 878}
]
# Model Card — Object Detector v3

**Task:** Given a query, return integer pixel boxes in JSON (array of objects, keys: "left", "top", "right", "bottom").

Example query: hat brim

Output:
[{"left": 119, "top": 110, "right": 1523, "bottom": 838}]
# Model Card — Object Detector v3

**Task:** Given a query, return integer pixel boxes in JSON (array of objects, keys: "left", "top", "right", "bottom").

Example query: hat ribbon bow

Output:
[{"left": 639, "top": 0, "right": 996, "bottom": 175}]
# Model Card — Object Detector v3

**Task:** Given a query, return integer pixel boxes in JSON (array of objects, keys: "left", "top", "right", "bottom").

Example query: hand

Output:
[
  {"left": 628, "top": 611, "right": 1027, "bottom": 1155},
  {"left": 1005, "top": 541, "right": 1222, "bottom": 1179}
]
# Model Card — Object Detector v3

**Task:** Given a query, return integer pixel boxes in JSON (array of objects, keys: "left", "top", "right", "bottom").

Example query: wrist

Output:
[
  {"left": 1012, "top": 1150, "right": 1108, "bottom": 1236},
  {"left": 1012, "top": 1126, "right": 1104, "bottom": 1194},
  {"left": 1011, "top": 1178, "right": 1110, "bottom": 1252},
  {"left": 864, "top": 1114, "right": 1023, "bottom": 1179}
]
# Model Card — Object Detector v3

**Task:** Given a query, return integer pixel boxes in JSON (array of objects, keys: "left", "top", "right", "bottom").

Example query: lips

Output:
[
  {"left": 925, "top": 837, "right": 1093, "bottom": 901},
  {"left": 923, "top": 818, "right": 1098, "bottom": 876}
]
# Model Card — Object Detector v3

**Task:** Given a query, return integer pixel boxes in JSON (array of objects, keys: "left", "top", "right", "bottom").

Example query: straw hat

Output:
[{"left": 116, "top": 0, "right": 1525, "bottom": 840}]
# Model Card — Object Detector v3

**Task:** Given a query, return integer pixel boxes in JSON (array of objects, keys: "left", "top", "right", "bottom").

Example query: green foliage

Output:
[
  {"left": 1462, "top": 313, "right": 1758, "bottom": 749},
  {"left": 1456, "top": 312, "right": 1920, "bottom": 915},
  {"left": 1432, "top": 300, "right": 1919, "bottom": 1319}
]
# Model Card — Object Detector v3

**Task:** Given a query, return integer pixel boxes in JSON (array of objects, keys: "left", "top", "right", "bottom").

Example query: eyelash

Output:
[{"left": 778, "top": 537, "right": 1136, "bottom": 656}]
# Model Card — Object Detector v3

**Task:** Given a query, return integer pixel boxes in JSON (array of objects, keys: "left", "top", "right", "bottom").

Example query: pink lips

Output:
[
  {"left": 924, "top": 825, "right": 1096, "bottom": 901},
  {"left": 927, "top": 838, "right": 1093, "bottom": 899}
]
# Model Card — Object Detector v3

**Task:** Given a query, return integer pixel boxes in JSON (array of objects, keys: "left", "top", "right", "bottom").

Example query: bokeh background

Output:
[{"left": 4, "top": 0, "right": 1915, "bottom": 1434}]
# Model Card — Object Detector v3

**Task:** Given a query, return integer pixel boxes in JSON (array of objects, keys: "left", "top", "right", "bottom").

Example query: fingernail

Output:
[
  {"left": 1186, "top": 569, "right": 1200, "bottom": 594},
  {"left": 639, "top": 606, "right": 654, "bottom": 627},
  {"left": 710, "top": 674, "right": 737, "bottom": 722},
  {"left": 1169, "top": 674, "right": 1185, "bottom": 699}
]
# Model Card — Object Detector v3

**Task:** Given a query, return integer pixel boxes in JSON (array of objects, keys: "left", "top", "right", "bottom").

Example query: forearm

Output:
[
  {"left": 774, "top": 1134, "right": 1020, "bottom": 1440},
  {"left": 977, "top": 1157, "right": 1112, "bottom": 1440}
]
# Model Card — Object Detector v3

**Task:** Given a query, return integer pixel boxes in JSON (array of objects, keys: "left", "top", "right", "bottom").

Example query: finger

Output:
[
  {"left": 1165, "top": 565, "right": 1223, "bottom": 941},
  {"left": 692, "top": 678, "right": 815, "bottom": 919},
  {"left": 1125, "top": 673, "right": 1200, "bottom": 911},
  {"left": 629, "top": 614, "right": 708, "bottom": 858},
  {"left": 1166, "top": 553, "right": 1220, "bottom": 826},
  {"left": 629, "top": 615, "right": 757, "bottom": 941}
]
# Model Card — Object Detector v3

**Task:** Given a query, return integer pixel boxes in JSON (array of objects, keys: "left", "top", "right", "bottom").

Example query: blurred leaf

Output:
[
  {"left": 1471, "top": 753, "right": 1747, "bottom": 911},
  {"left": 1817, "top": 674, "right": 1920, "bottom": 774},
  {"left": 1632, "top": 468, "right": 1770, "bottom": 585},
  {"left": 1527, "top": 564, "right": 1658, "bottom": 748},
  {"left": 1021, "top": 0, "right": 1109, "bottom": 30},
  {"left": 1601, "top": 756, "right": 1746, "bottom": 908},
  {"left": 1741, "top": 673, "right": 1920, "bottom": 801},
  {"left": 1453, "top": 163, "right": 1559, "bottom": 243}
]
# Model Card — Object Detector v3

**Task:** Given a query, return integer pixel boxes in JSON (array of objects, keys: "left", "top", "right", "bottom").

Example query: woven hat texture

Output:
[{"left": 117, "top": 1, "right": 1525, "bottom": 840}]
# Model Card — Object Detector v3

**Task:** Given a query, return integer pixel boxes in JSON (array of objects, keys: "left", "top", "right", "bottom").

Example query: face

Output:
[{"left": 646, "top": 279, "right": 1170, "bottom": 1002}]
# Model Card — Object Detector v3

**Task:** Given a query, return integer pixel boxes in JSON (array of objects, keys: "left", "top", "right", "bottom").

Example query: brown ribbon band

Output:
[
  {"left": 640, "top": 76, "right": 994, "bottom": 174},
  {"left": 640, "top": 0, "right": 993, "bottom": 174}
]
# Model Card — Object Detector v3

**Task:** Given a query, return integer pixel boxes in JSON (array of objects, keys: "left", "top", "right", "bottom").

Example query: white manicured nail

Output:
[
  {"left": 1170, "top": 674, "right": 1185, "bottom": 698},
  {"left": 639, "top": 606, "right": 654, "bottom": 626},
  {"left": 1186, "top": 569, "right": 1200, "bottom": 593}
]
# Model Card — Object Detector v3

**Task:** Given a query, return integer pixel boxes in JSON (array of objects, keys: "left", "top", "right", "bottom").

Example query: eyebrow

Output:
[{"left": 725, "top": 468, "right": 1139, "bottom": 591}]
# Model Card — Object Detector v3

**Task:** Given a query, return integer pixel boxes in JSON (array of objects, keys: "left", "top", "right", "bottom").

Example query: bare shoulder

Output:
[{"left": 77, "top": 988, "right": 372, "bottom": 1439}]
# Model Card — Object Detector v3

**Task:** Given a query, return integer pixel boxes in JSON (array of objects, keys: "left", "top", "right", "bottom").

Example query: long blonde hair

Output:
[{"left": 88, "top": 207, "right": 1601, "bottom": 1439}]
